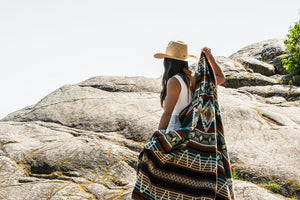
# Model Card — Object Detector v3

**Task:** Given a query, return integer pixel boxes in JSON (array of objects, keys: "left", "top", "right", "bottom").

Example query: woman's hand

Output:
[
  {"left": 201, "top": 47, "right": 226, "bottom": 85},
  {"left": 201, "top": 47, "right": 212, "bottom": 58}
]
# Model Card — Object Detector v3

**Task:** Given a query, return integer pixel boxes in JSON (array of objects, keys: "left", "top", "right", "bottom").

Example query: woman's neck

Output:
[{"left": 183, "top": 68, "right": 195, "bottom": 77}]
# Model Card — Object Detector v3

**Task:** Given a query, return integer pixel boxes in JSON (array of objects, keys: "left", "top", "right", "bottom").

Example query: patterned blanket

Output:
[{"left": 131, "top": 52, "right": 235, "bottom": 200}]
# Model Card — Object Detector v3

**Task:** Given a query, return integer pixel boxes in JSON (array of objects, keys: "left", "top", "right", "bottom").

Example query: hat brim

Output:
[{"left": 154, "top": 53, "right": 198, "bottom": 62}]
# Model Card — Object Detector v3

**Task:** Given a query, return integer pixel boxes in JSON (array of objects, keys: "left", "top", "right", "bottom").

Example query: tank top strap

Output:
[{"left": 174, "top": 74, "right": 185, "bottom": 88}]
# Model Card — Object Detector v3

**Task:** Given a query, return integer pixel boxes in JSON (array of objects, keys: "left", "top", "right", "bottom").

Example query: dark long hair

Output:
[{"left": 160, "top": 58, "right": 191, "bottom": 108}]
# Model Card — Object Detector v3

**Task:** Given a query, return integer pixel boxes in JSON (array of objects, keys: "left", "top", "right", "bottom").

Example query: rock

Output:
[
  {"left": 230, "top": 57, "right": 275, "bottom": 76},
  {"left": 270, "top": 54, "right": 290, "bottom": 75},
  {"left": 237, "top": 84, "right": 300, "bottom": 101},
  {"left": 85, "top": 183, "right": 109, "bottom": 200},
  {"left": 218, "top": 86, "right": 300, "bottom": 197},
  {"left": 78, "top": 75, "right": 161, "bottom": 93},
  {"left": 270, "top": 74, "right": 294, "bottom": 85},
  {"left": 234, "top": 180, "right": 287, "bottom": 200},
  {"left": 229, "top": 38, "right": 289, "bottom": 75},
  {"left": 2, "top": 82, "right": 163, "bottom": 142},
  {"left": 0, "top": 121, "right": 140, "bottom": 189},
  {"left": 221, "top": 71, "right": 278, "bottom": 88},
  {"left": 0, "top": 181, "right": 94, "bottom": 200},
  {"left": 85, "top": 183, "right": 134, "bottom": 200},
  {"left": 215, "top": 56, "right": 248, "bottom": 73},
  {"left": 1, "top": 73, "right": 300, "bottom": 198},
  {"left": 0, "top": 156, "right": 26, "bottom": 186},
  {"left": 229, "top": 38, "right": 285, "bottom": 63},
  {"left": 265, "top": 96, "right": 287, "bottom": 104},
  {"left": 195, "top": 56, "right": 279, "bottom": 88}
]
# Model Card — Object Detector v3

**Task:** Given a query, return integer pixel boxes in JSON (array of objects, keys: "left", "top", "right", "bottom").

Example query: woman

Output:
[
  {"left": 131, "top": 40, "right": 234, "bottom": 200},
  {"left": 155, "top": 40, "right": 226, "bottom": 132}
]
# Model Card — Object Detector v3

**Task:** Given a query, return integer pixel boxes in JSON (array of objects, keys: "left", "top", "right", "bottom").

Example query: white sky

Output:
[{"left": 0, "top": 0, "right": 299, "bottom": 119}]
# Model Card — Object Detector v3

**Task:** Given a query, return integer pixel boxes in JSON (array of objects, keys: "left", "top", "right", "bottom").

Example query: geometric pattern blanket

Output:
[{"left": 131, "top": 51, "right": 235, "bottom": 200}]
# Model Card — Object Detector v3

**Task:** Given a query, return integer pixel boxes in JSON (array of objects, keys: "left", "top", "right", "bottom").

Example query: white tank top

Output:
[
  {"left": 171, "top": 74, "right": 192, "bottom": 115},
  {"left": 166, "top": 74, "right": 192, "bottom": 132}
]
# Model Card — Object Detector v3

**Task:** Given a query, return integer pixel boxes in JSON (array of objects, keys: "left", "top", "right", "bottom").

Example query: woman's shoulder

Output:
[
  {"left": 173, "top": 73, "right": 184, "bottom": 83},
  {"left": 167, "top": 76, "right": 181, "bottom": 87},
  {"left": 166, "top": 77, "right": 181, "bottom": 97}
]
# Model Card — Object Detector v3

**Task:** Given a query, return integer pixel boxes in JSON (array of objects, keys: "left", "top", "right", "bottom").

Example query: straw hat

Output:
[{"left": 154, "top": 40, "right": 198, "bottom": 62}]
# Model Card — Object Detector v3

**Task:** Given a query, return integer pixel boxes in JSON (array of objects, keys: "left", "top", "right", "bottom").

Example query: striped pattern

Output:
[{"left": 132, "top": 52, "right": 235, "bottom": 200}]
